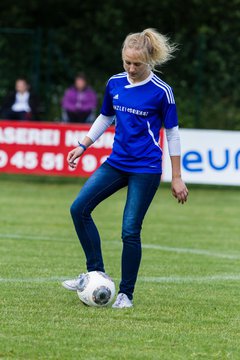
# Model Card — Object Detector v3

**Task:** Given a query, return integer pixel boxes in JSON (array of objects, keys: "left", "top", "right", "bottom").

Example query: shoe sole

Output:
[{"left": 62, "top": 281, "right": 78, "bottom": 291}]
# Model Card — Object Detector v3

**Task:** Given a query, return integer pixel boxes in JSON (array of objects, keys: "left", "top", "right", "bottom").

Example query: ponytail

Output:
[{"left": 122, "top": 28, "right": 177, "bottom": 70}]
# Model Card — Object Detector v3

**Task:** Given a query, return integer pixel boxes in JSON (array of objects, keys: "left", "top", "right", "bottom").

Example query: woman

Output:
[
  {"left": 62, "top": 29, "right": 188, "bottom": 308},
  {"left": 61, "top": 73, "right": 97, "bottom": 123}
]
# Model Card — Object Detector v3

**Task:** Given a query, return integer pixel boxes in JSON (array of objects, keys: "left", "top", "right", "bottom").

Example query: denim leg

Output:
[
  {"left": 120, "top": 173, "right": 161, "bottom": 299},
  {"left": 70, "top": 162, "right": 127, "bottom": 272}
]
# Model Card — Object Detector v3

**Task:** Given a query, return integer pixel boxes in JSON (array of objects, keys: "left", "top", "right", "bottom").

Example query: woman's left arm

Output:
[
  {"left": 170, "top": 155, "right": 188, "bottom": 204},
  {"left": 165, "top": 126, "right": 188, "bottom": 204}
]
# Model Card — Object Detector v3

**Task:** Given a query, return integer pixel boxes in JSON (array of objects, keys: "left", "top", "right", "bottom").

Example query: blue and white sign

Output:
[{"left": 162, "top": 129, "right": 240, "bottom": 186}]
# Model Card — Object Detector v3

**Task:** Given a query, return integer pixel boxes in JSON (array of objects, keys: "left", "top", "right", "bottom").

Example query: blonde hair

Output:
[{"left": 122, "top": 28, "right": 177, "bottom": 70}]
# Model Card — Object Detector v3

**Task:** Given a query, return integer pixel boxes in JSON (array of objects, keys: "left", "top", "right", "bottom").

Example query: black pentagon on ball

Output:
[
  {"left": 92, "top": 286, "right": 111, "bottom": 305},
  {"left": 96, "top": 271, "right": 113, "bottom": 282}
]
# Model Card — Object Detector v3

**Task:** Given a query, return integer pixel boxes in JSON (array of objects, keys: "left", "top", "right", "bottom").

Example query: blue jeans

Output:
[{"left": 70, "top": 162, "right": 160, "bottom": 300}]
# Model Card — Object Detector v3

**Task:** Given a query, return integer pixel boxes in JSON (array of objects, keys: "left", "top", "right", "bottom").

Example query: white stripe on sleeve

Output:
[
  {"left": 165, "top": 126, "right": 181, "bottom": 156},
  {"left": 86, "top": 114, "right": 115, "bottom": 142}
]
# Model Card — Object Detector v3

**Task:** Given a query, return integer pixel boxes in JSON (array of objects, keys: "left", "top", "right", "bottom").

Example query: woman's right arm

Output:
[
  {"left": 67, "top": 136, "right": 93, "bottom": 168},
  {"left": 67, "top": 114, "right": 114, "bottom": 168}
]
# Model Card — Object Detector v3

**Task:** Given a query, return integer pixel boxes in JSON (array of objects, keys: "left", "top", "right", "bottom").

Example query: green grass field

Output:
[{"left": 0, "top": 175, "right": 240, "bottom": 360}]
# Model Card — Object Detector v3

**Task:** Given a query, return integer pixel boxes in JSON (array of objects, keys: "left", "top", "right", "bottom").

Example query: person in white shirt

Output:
[{"left": 0, "top": 78, "right": 38, "bottom": 120}]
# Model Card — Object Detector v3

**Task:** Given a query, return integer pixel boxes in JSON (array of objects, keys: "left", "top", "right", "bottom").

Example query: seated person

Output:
[
  {"left": 0, "top": 78, "right": 39, "bottom": 120},
  {"left": 61, "top": 73, "right": 97, "bottom": 123}
]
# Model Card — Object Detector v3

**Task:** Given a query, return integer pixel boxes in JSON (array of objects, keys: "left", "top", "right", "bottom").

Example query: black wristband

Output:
[{"left": 78, "top": 142, "right": 87, "bottom": 151}]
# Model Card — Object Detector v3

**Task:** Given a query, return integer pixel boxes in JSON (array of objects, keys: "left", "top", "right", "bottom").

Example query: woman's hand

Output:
[
  {"left": 67, "top": 146, "right": 85, "bottom": 169},
  {"left": 171, "top": 177, "right": 188, "bottom": 204}
]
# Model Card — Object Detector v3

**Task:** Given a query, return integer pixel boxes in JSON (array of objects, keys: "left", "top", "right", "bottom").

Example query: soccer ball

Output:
[{"left": 77, "top": 271, "right": 115, "bottom": 307}]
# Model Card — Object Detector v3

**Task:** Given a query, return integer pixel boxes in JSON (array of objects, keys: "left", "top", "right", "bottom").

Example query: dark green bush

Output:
[{"left": 0, "top": 0, "right": 239, "bottom": 129}]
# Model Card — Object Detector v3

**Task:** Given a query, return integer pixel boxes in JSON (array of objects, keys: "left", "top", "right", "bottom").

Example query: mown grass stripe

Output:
[
  {"left": 141, "top": 244, "right": 240, "bottom": 260},
  {"left": 1, "top": 274, "right": 240, "bottom": 284},
  {"left": 1, "top": 233, "right": 240, "bottom": 260}
]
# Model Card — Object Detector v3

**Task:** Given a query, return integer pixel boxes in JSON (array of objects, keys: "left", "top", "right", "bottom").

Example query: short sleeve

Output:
[
  {"left": 100, "top": 81, "right": 115, "bottom": 116},
  {"left": 161, "top": 91, "right": 179, "bottom": 129}
]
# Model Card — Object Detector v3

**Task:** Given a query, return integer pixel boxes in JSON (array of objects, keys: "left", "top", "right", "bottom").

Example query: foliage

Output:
[{"left": 0, "top": 0, "right": 239, "bottom": 128}]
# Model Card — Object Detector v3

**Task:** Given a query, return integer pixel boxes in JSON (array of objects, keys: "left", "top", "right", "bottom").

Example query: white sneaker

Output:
[
  {"left": 112, "top": 293, "right": 133, "bottom": 308},
  {"left": 62, "top": 273, "right": 85, "bottom": 291}
]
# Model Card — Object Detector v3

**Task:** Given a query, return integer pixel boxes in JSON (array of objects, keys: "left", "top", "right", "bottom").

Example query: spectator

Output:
[
  {"left": 0, "top": 78, "right": 39, "bottom": 120},
  {"left": 61, "top": 73, "right": 97, "bottom": 123}
]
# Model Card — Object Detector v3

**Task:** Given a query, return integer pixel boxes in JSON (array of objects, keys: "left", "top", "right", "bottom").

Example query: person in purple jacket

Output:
[{"left": 61, "top": 73, "right": 97, "bottom": 123}]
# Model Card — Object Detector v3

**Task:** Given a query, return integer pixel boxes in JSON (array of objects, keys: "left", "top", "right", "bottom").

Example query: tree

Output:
[{"left": 0, "top": 0, "right": 239, "bottom": 128}]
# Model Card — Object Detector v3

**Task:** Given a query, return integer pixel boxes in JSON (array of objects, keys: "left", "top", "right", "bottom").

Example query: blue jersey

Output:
[{"left": 101, "top": 71, "right": 178, "bottom": 173}]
